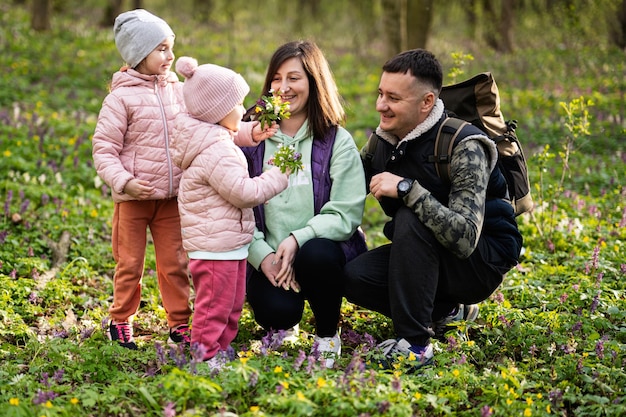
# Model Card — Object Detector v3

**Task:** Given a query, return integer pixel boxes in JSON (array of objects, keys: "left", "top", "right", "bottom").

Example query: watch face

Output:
[{"left": 399, "top": 180, "right": 410, "bottom": 192}]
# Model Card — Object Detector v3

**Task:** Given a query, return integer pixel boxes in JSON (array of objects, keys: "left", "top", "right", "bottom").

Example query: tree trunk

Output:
[
  {"left": 193, "top": 0, "right": 213, "bottom": 23},
  {"left": 610, "top": 0, "right": 626, "bottom": 49},
  {"left": 482, "top": 0, "right": 514, "bottom": 52},
  {"left": 31, "top": 0, "right": 51, "bottom": 31},
  {"left": 381, "top": 0, "right": 402, "bottom": 57},
  {"left": 406, "top": 0, "right": 434, "bottom": 49},
  {"left": 100, "top": 0, "right": 123, "bottom": 28},
  {"left": 381, "top": 0, "right": 433, "bottom": 57}
]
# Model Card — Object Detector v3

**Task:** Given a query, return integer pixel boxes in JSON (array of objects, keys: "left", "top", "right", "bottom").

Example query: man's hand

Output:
[
  {"left": 123, "top": 179, "right": 155, "bottom": 199},
  {"left": 369, "top": 172, "right": 403, "bottom": 200}
]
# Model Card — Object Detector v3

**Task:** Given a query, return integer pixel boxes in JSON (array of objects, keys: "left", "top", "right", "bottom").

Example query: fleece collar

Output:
[{"left": 375, "top": 98, "right": 445, "bottom": 146}]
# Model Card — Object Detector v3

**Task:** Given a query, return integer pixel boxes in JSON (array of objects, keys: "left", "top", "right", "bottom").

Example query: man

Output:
[{"left": 344, "top": 49, "right": 522, "bottom": 369}]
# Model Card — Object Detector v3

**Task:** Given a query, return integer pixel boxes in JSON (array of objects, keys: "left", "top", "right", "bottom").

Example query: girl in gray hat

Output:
[{"left": 92, "top": 9, "right": 274, "bottom": 350}]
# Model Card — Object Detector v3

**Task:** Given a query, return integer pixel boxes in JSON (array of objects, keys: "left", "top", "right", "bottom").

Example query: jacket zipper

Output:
[{"left": 154, "top": 79, "right": 174, "bottom": 198}]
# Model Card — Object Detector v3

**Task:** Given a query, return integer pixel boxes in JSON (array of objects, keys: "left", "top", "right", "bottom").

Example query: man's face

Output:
[{"left": 376, "top": 71, "right": 427, "bottom": 139}]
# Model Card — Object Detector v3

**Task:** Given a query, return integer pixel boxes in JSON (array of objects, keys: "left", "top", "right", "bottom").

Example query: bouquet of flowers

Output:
[
  {"left": 254, "top": 89, "right": 291, "bottom": 129},
  {"left": 268, "top": 144, "right": 304, "bottom": 175}
]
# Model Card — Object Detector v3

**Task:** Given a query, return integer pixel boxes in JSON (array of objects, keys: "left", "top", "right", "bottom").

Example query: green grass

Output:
[{"left": 1, "top": 3, "right": 625, "bottom": 416}]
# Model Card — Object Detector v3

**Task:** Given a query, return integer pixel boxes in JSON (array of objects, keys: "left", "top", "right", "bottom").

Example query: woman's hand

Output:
[
  {"left": 260, "top": 235, "right": 300, "bottom": 292},
  {"left": 274, "top": 235, "right": 299, "bottom": 290}
]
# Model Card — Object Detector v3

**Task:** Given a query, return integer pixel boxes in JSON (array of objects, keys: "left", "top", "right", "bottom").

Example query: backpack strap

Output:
[
  {"left": 360, "top": 131, "right": 379, "bottom": 173},
  {"left": 431, "top": 117, "right": 469, "bottom": 184}
]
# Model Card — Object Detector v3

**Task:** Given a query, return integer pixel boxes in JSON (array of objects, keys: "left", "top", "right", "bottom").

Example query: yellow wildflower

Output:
[
  {"left": 524, "top": 408, "right": 532, "bottom": 416},
  {"left": 316, "top": 377, "right": 327, "bottom": 388},
  {"left": 274, "top": 366, "right": 282, "bottom": 373},
  {"left": 452, "top": 369, "right": 460, "bottom": 377},
  {"left": 250, "top": 405, "right": 260, "bottom": 412},
  {"left": 3, "top": 150, "right": 10, "bottom": 157},
  {"left": 9, "top": 398, "right": 19, "bottom": 406},
  {"left": 70, "top": 397, "right": 79, "bottom": 405}
]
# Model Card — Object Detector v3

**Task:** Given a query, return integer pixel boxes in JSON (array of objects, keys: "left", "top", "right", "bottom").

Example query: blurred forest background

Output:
[{"left": 6, "top": 0, "right": 626, "bottom": 151}]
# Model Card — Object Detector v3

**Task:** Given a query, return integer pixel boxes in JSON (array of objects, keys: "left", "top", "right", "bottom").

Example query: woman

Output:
[{"left": 241, "top": 40, "right": 366, "bottom": 367}]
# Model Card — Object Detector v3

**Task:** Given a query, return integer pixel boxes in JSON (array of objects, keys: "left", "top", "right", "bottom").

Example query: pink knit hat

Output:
[{"left": 176, "top": 56, "right": 250, "bottom": 124}]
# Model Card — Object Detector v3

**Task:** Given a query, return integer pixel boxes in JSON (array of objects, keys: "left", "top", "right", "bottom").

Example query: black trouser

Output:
[
  {"left": 246, "top": 238, "right": 345, "bottom": 337},
  {"left": 344, "top": 206, "right": 502, "bottom": 346}
]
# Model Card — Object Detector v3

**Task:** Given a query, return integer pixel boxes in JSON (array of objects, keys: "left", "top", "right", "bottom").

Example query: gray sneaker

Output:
[
  {"left": 376, "top": 338, "right": 434, "bottom": 372},
  {"left": 433, "top": 304, "right": 479, "bottom": 341}
]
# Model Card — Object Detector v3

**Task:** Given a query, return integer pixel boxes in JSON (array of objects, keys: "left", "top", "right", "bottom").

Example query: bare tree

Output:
[
  {"left": 482, "top": 0, "right": 514, "bottom": 52},
  {"left": 610, "top": 0, "right": 626, "bottom": 49},
  {"left": 381, "top": 0, "right": 434, "bottom": 57},
  {"left": 101, "top": 0, "right": 124, "bottom": 27},
  {"left": 193, "top": 0, "right": 213, "bottom": 23},
  {"left": 31, "top": 0, "right": 51, "bottom": 31}
]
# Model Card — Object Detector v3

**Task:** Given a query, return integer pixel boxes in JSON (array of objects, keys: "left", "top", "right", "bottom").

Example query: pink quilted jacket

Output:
[
  {"left": 92, "top": 68, "right": 185, "bottom": 202},
  {"left": 171, "top": 113, "right": 288, "bottom": 253}
]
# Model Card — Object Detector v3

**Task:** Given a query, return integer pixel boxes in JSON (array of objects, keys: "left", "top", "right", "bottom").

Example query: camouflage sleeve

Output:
[{"left": 403, "top": 138, "right": 491, "bottom": 258}]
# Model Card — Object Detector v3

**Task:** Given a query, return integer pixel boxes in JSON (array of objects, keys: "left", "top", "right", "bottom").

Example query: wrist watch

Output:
[{"left": 397, "top": 178, "right": 414, "bottom": 198}]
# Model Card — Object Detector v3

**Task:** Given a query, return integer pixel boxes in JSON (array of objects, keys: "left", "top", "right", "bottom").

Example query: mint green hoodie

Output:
[{"left": 246, "top": 121, "right": 366, "bottom": 270}]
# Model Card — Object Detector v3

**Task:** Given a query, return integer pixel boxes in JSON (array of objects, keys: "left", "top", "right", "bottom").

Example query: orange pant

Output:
[{"left": 109, "top": 198, "right": 191, "bottom": 328}]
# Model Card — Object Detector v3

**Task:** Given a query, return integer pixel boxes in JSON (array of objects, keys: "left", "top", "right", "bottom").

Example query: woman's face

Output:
[{"left": 270, "top": 57, "right": 309, "bottom": 118}]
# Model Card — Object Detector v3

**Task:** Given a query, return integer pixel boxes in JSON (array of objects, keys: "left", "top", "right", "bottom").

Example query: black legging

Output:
[{"left": 246, "top": 238, "right": 345, "bottom": 337}]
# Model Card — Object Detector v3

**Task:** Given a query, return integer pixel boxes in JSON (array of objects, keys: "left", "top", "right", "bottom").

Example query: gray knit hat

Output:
[
  {"left": 176, "top": 57, "right": 250, "bottom": 124},
  {"left": 114, "top": 9, "right": 174, "bottom": 69}
]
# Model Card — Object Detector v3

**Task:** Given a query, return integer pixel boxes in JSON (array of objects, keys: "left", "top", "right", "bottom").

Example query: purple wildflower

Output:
[
  {"left": 52, "top": 369, "right": 64, "bottom": 383},
  {"left": 590, "top": 291, "right": 600, "bottom": 313},
  {"left": 4, "top": 189, "right": 12, "bottom": 216},
  {"left": 294, "top": 350, "right": 306, "bottom": 371},
  {"left": 377, "top": 401, "right": 391, "bottom": 413},
  {"left": 446, "top": 336, "right": 459, "bottom": 351},
  {"left": 163, "top": 401, "right": 176, "bottom": 417},
  {"left": 596, "top": 272, "right": 604, "bottom": 284},
  {"left": 595, "top": 337, "right": 607, "bottom": 359},
  {"left": 391, "top": 378, "right": 401, "bottom": 393},
  {"left": 80, "top": 326, "right": 95, "bottom": 341},
  {"left": 40, "top": 372, "right": 50, "bottom": 387},
  {"left": 41, "top": 193, "right": 49, "bottom": 206},
  {"left": 248, "top": 370, "right": 259, "bottom": 387},
  {"left": 571, "top": 321, "right": 582, "bottom": 332},
  {"left": 32, "top": 390, "right": 58, "bottom": 405},
  {"left": 549, "top": 389, "right": 563, "bottom": 405},
  {"left": 455, "top": 354, "right": 467, "bottom": 365},
  {"left": 0, "top": 230, "right": 7, "bottom": 244},
  {"left": 559, "top": 293, "right": 568, "bottom": 303},
  {"left": 19, "top": 198, "right": 30, "bottom": 214},
  {"left": 155, "top": 342, "right": 166, "bottom": 364},
  {"left": 481, "top": 405, "right": 493, "bottom": 417}
]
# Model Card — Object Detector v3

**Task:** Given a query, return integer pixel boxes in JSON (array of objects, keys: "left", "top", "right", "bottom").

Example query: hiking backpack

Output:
[{"left": 362, "top": 72, "right": 533, "bottom": 216}]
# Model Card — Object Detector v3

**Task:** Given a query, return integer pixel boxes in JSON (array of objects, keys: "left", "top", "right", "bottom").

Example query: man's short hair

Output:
[{"left": 382, "top": 49, "right": 443, "bottom": 94}]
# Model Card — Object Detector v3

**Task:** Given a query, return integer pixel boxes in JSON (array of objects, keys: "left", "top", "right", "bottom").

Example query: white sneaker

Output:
[
  {"left": 313, "top": 331, "right": 341, "bottom": 368},
  {"left": 270, "top": 324, "right": 300, "bottom": 345},
  {"left": 282, "top": 324, "right": 300, "bottom": 343}
]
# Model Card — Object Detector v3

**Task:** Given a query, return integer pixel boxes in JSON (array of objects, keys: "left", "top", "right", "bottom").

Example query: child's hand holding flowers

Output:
[
  {"left": 268, "top": 144, "right": 303, "bottom": 175},
  {"left": 254, "top": 89, "right": 291, "bottom": 130}
]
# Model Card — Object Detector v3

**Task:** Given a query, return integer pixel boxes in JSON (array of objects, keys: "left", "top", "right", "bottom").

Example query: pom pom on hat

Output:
[
  {"left": 176, "top": 56, "right": 250, "bottom": 124},
  {"left": 114, "top": 9, "right": 174, "bottom": 69}
]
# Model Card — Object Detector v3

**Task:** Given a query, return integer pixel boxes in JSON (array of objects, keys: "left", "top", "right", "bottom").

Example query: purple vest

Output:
[{"left": 241, "top": 127, "right": 367, "bottom": 262}]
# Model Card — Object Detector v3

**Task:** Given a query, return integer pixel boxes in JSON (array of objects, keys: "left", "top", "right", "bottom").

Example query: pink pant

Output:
[
  {"left": 110, "top": 198, "right": 191, "bottom": 327},
  {"left": 189, "top": 258, "right": 247, "bottom": 360}
]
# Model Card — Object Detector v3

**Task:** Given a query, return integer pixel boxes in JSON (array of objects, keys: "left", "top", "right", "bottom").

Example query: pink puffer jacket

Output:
[
  {"left": 92, "top": 68, "right": 184, "bottom": 202},
  {"left": 171, "top": 113, "right": 288, "bottom": 253}
]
